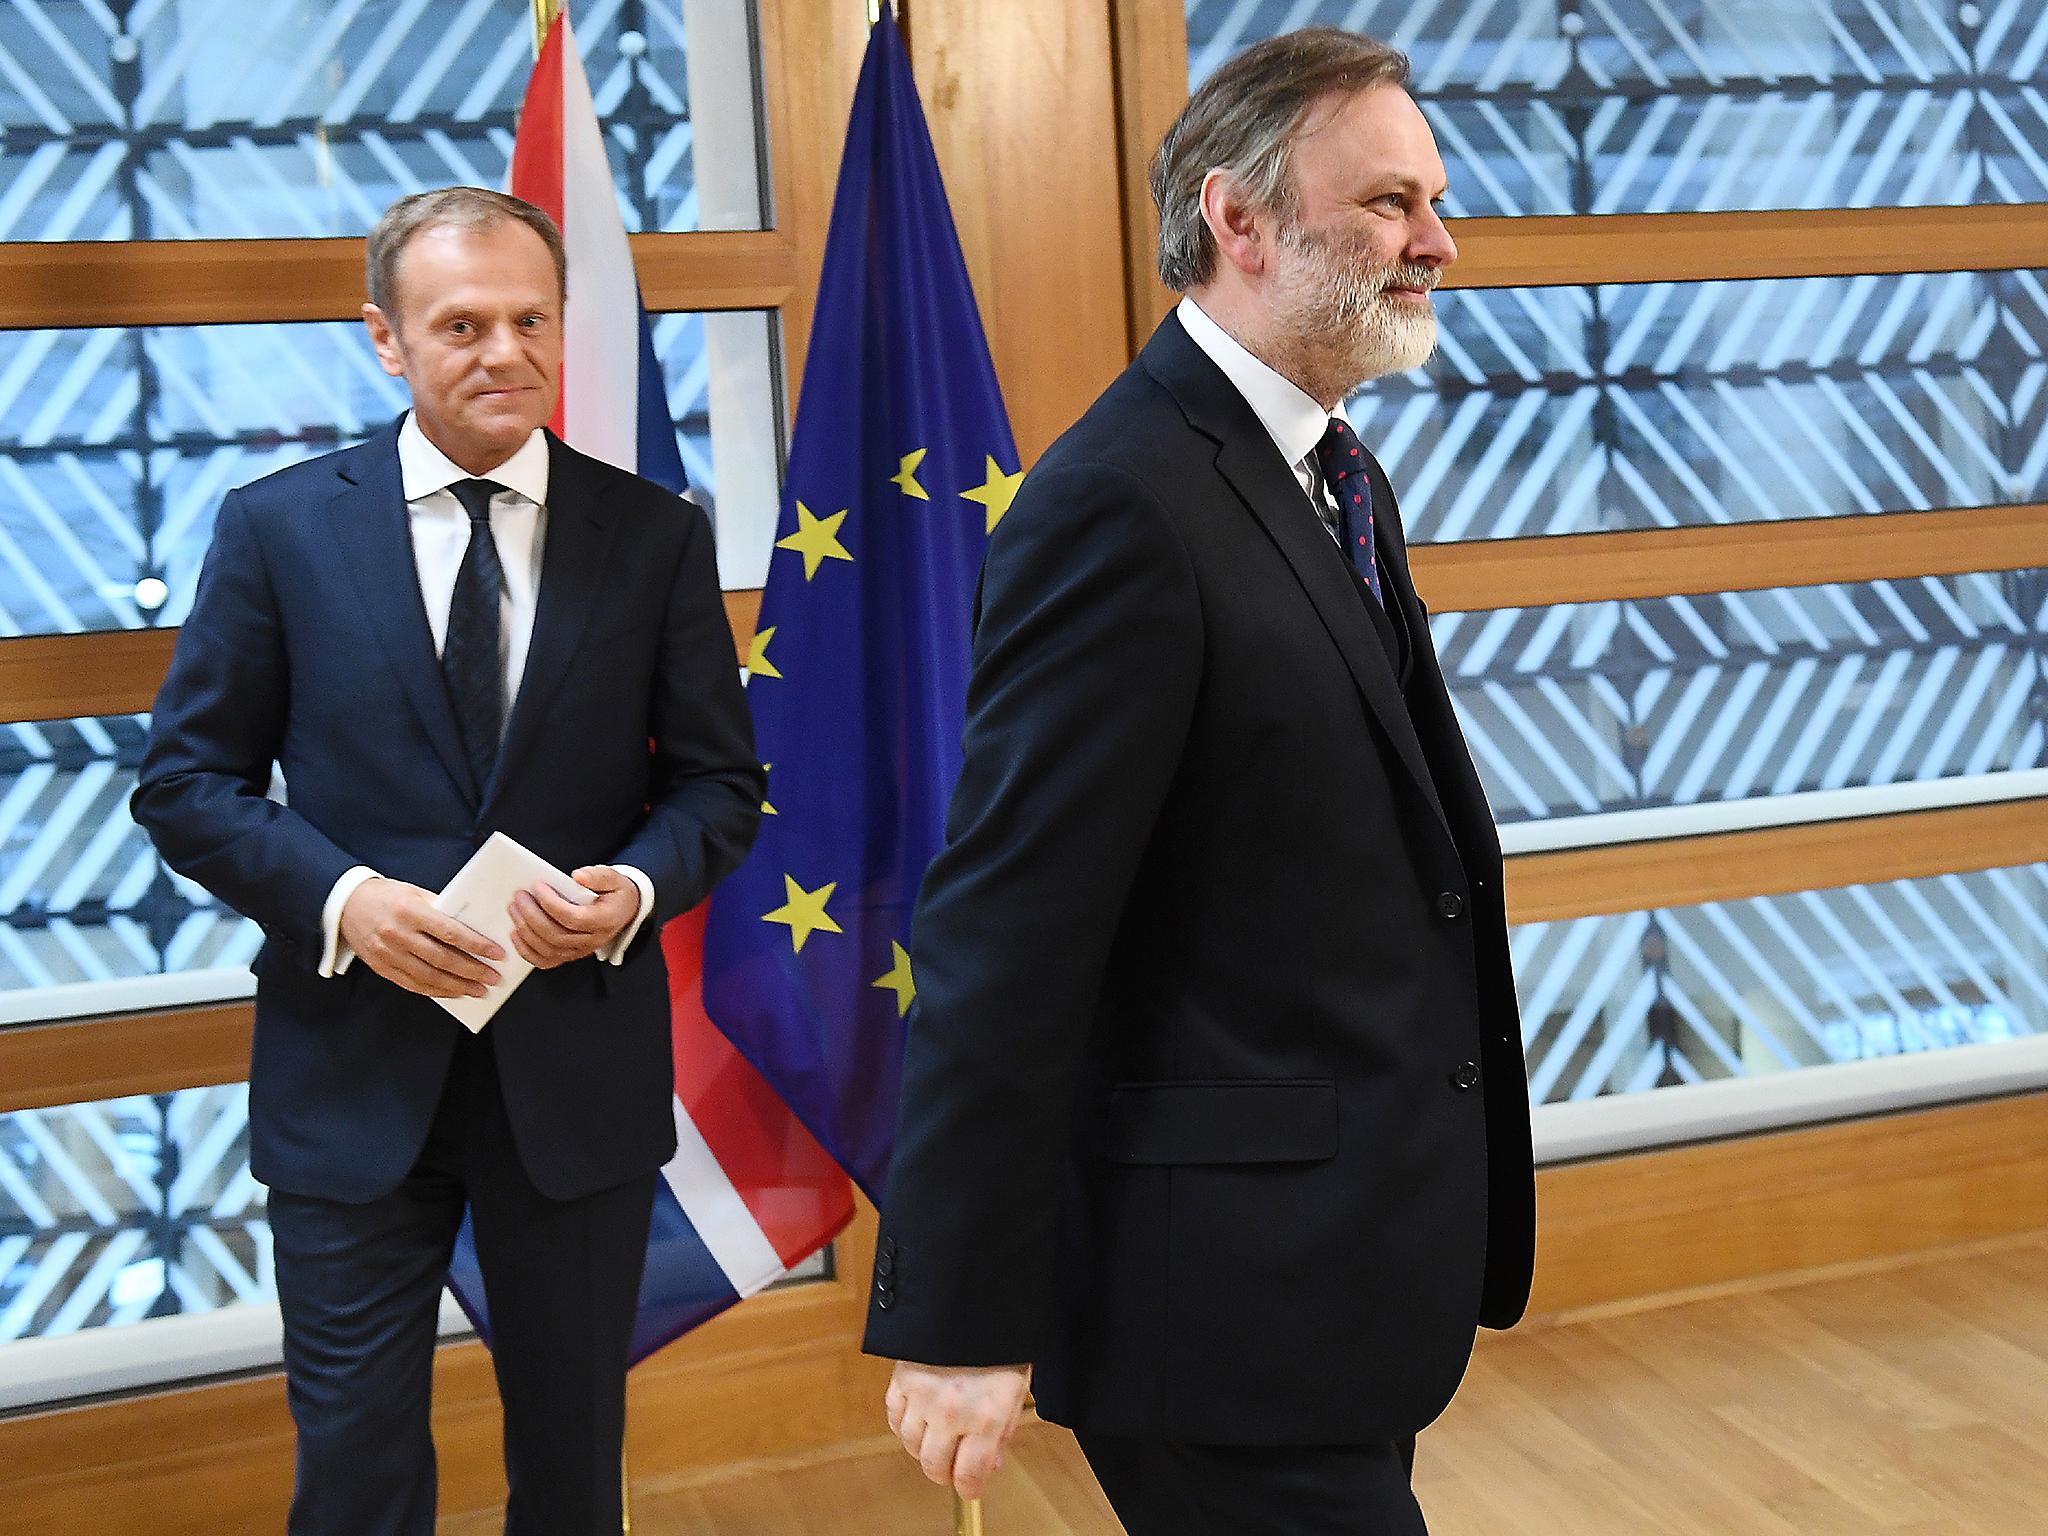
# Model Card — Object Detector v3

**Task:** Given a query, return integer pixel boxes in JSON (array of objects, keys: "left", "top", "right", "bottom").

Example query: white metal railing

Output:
[
  {"left": 0, "top": 968, "right": 254, "bottom": 1028},
  {"left": 0, "top": 1292, "right": 472, "bottom": 1413},
  {"left": 1497, "top": 768, "right": 2048, "bottom": 856},
  {"left": 1532, "top": 1035, "right": 2048, "bottom": 1164}
]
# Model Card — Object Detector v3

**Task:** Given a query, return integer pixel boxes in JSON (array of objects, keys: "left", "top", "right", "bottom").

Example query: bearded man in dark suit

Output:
[{"left": 863, "top": 30, "right": 1535, "bottom": 1535}]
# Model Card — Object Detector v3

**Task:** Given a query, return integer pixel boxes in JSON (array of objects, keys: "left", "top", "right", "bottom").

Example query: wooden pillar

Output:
[{"left": 904, "top": 0, "right": 1134, "bottom": 464}]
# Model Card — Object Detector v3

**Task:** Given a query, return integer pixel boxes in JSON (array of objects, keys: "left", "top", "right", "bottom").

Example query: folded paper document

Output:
[{"left": 432, "top": 832, "right": 595, "bottom": 1032}]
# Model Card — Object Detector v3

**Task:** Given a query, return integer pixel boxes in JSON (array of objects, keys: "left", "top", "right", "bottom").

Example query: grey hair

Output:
[
  {"left": 1148, "top": 28, "right": 1410, "bottom": 292},
  {"left": 365, "top": 187, "right": 567, "bottom": 319}
]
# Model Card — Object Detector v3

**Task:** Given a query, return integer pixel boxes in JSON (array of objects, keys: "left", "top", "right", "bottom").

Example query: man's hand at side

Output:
[
  {"left": 885, "top": 1360, "right": 1032, "bottom": 1500},
  {"left": 339, "top": 877, "right": 504, "bottom": 998},
  {"left": 508, "top": 865, "right": 640, "bottom": 970}
]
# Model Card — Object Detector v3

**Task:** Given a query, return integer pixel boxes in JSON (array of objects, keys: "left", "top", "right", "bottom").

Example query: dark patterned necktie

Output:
[
  {"left": 442, "top": 478, "right": 507, "bottom": 789},
  {"left": 1314, "top": 416, "right": 1384, "bottom": 607}
]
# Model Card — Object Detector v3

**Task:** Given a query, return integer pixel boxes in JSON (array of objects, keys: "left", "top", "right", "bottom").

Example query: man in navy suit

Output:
[{"left": 133, "top": 188, "right": 762, "bottom": 1534}]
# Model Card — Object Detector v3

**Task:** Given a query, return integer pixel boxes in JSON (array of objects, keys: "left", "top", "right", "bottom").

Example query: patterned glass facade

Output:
[
  {"left": 0, "top": 0, "right": 748, "bottom": 242},
  {"left": 1188, "top": 0, "right": 2048, "bottom": 218},
  {"left": 0, "top": 1086, "right": 266, "bottom": 1343},
  {"left": 4, "top": 0, "right": 2045, "bottom": 1376},
  {"left": 1373, "top": 272, "right": 2047, "bottom": 544},
  {"left": 1188, "top": 2, "right": 2048, "bottom": 1103},
  {"left": 0, "top": 4, "right": 782, "bottom": 1367},
  {"left": 0, "top": 312, "right": 753, "bottom": 638},
  {"left": 1516, "top": 862, "right": 2048, "bottom": 1103},
  {"left": 1438, "top": 569, "right": 2047, "bottom": 823}
]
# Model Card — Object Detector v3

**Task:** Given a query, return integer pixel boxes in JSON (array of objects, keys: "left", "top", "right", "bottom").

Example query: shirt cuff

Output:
[
  {"left": 319, "top": 866, "right": 381, "bottom": 977},
  {"left": 600, "top": 865, "right": 656, "bottom": 965}
]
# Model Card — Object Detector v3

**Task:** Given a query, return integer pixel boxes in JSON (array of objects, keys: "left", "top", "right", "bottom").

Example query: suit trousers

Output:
[
  {"left": 1076, "top": 1431, "right": 1426, "bottom": 1536},
  {"left": 268, "top": 1026, "right": 656, "bottom": 1536}
]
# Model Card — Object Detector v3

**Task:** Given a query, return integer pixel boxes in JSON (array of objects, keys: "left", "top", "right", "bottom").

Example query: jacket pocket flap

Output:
[{"left": 1100, "top": 1079, "right": 1337, "bottom": 1165}]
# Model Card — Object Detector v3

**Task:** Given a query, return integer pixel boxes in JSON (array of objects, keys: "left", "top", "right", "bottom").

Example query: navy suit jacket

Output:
[{"left": 134, "top": 420, "right": 763, "bottom": 1204}]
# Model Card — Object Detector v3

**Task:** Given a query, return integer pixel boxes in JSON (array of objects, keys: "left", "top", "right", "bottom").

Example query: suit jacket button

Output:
[
  {"left": 1451, "top": 1062, "right": 1480, "bottom": 1091},
  {"left": 875, "top": 1252, "right": 895, "bottom": 1278},
  {"left": 875, "top": 1291, "right": 895, "bottom": 1311},
  {"left": 1437, "top": 891, "right": 1466, "bottom": 920}
]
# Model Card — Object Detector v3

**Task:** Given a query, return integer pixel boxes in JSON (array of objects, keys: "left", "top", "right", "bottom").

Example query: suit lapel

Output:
[
  {"left": 483, "top": 434, "right": 617, "bottom": 814},
  {"left": 1213, "top": 435, "right": 1450, "bottom": 834},
  {"left": 1364, "top": 446, "right": 1500, "bottom": 863},
  {"left": 326, "top": 424, "right": 480, "bottom": 804},
  {"left": 1142, "top": 316, "right": 1451, "bottom": 839}
]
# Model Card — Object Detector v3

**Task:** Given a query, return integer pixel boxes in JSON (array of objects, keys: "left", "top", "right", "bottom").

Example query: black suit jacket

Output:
[
  {"left": 863, "top": 315, "right": 1535, "bottom": 1445},
  {"left": 133, "top": 421, "right": 763, "bottom": 1204}
]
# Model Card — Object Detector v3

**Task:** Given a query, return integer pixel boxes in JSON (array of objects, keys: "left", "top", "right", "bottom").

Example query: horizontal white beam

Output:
[
  {"left": 0, "top": 969, "right": 253, "bottom": 1029},
  {"left": 1499, "top": 769, "right": 2048, "bottom": 857},
  {"left": 1533, "top": 1034, "right": 2048, "bottom": 1165},
  {"left": 0, "top": 1292, "right": 470, "bottom": 1413}
]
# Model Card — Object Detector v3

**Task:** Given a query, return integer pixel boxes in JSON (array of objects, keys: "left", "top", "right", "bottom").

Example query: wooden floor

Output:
[{"left": 447, "top": 1234, "right": 2048, "bottom": 1534}]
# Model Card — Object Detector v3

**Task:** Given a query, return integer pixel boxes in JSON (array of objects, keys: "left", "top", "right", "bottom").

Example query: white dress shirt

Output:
[
  {"left": 317, "top": 415, "right": 654, "bottom": 976},
  {"left": 1176, "top": 295, "right": 1350, "bottom": 545}
]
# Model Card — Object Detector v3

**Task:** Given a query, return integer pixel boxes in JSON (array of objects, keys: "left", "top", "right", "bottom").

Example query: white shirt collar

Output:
[
  {"left": 1176, "top": 295, "right": 1347, "bottom": 471},
  {"left": 397, "top": 412, "right": 550, "bottom": 508}
]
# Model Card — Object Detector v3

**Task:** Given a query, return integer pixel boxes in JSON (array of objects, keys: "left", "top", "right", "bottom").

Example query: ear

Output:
[
  {"left": 362, "top": 303, "right": 407, "bottom": 380},
  {"left": 1197, "top": 168, "right": 1270, "bottom": 279}
]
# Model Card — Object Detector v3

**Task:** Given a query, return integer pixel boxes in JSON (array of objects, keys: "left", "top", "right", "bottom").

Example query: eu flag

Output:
[{"left": 700, "top": 11, "right": 1017, "bottom": 1200}]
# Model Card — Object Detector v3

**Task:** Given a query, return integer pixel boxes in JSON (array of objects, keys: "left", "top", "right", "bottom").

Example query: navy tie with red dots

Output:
[{"left": 1314, "top": 416, "right": 1383, "bottom": 608}]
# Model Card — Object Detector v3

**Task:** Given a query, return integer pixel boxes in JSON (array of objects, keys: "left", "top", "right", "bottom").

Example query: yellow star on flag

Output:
[
  {"left": 872, "top": 941, "right": 916, "bottom": 1018},
  {"left": 760, "top": 763, "right": 776, "bottom": 816},
  {"left": 775, "top": 501, "right": 854, "bottom": 580},
  {"left": 960, "top": 455, "right": 1024, "bottom": 533},
  {"left": 761, "top": 875, "right": 842, "bottom": 953},
  {"left": 746, "top": 626, "right": 781, "bottom": 680},
  {"left": 891, "top": 448, "right": 930, "bottom": 501}
]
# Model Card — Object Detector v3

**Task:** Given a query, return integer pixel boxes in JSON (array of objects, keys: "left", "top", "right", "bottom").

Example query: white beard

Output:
[
  {"left": 1269, "top": 221, "right": 1439, "bottom": 395},
  {"left": 1352, "top": 292, "right": 1438, "bottom": 380}
]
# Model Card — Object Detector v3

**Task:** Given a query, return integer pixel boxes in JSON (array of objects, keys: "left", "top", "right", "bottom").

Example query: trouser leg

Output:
[
  {"left": 461, "top": 1034, "right": 657, "bottom": 1536},
  {"left": 270, "top": 1156, "right": 465, "bottom": 1536}
]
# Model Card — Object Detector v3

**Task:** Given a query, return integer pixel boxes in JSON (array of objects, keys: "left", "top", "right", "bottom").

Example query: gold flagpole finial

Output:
[
  {"left": 954, "top": 1494, "right": 985, "bottom": 1535},
  {"left": 532, "top": 0, "right": 564, "bottom": 57}
]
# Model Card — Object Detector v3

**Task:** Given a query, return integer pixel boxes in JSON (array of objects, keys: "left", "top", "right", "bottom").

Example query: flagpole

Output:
[
  {"left": 850, "top": 0, "right": 980, "bottom": 1520},
  {"left": 533, "top": 0, "right": 562, "bottom": 56}
]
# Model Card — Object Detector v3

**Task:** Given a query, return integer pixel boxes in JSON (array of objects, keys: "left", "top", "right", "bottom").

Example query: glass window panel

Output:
[
  {"left": 0, "top": 1085, "right": 827, "bottom": 1363},
  {"left": 0, "top": 308, "right": 781, "bottom": 637},
  {"left": 0, "top": 0, "right": 766, "bottom": 240},
  {"left": 1435, "top": 569, "right": 2048, "bottom": 825},
  {"left": 1186, "top": 1, "right": 2048, "bottom": 215},
  {"left": 0, "top": 1085, "right": 267, "bottom": 1342},
  {"left": 1514, "top": 862, "right": 2048, "bottom": 1106},
  {"left": 1351, "top": 269, "right": 2047, "bottom": 542},
  {"left": 0, "top": 714, "right": 256, "bottom": 998}
]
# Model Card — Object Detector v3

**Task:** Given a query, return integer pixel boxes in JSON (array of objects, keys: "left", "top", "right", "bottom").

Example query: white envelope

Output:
[{"left": 431, "top": 832, "right": 596, "bottom": 1032}]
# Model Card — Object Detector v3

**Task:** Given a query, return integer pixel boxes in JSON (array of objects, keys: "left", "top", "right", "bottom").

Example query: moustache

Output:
[{"left": 1368, "top": 264, "right": 1441, "bottom": 297}]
